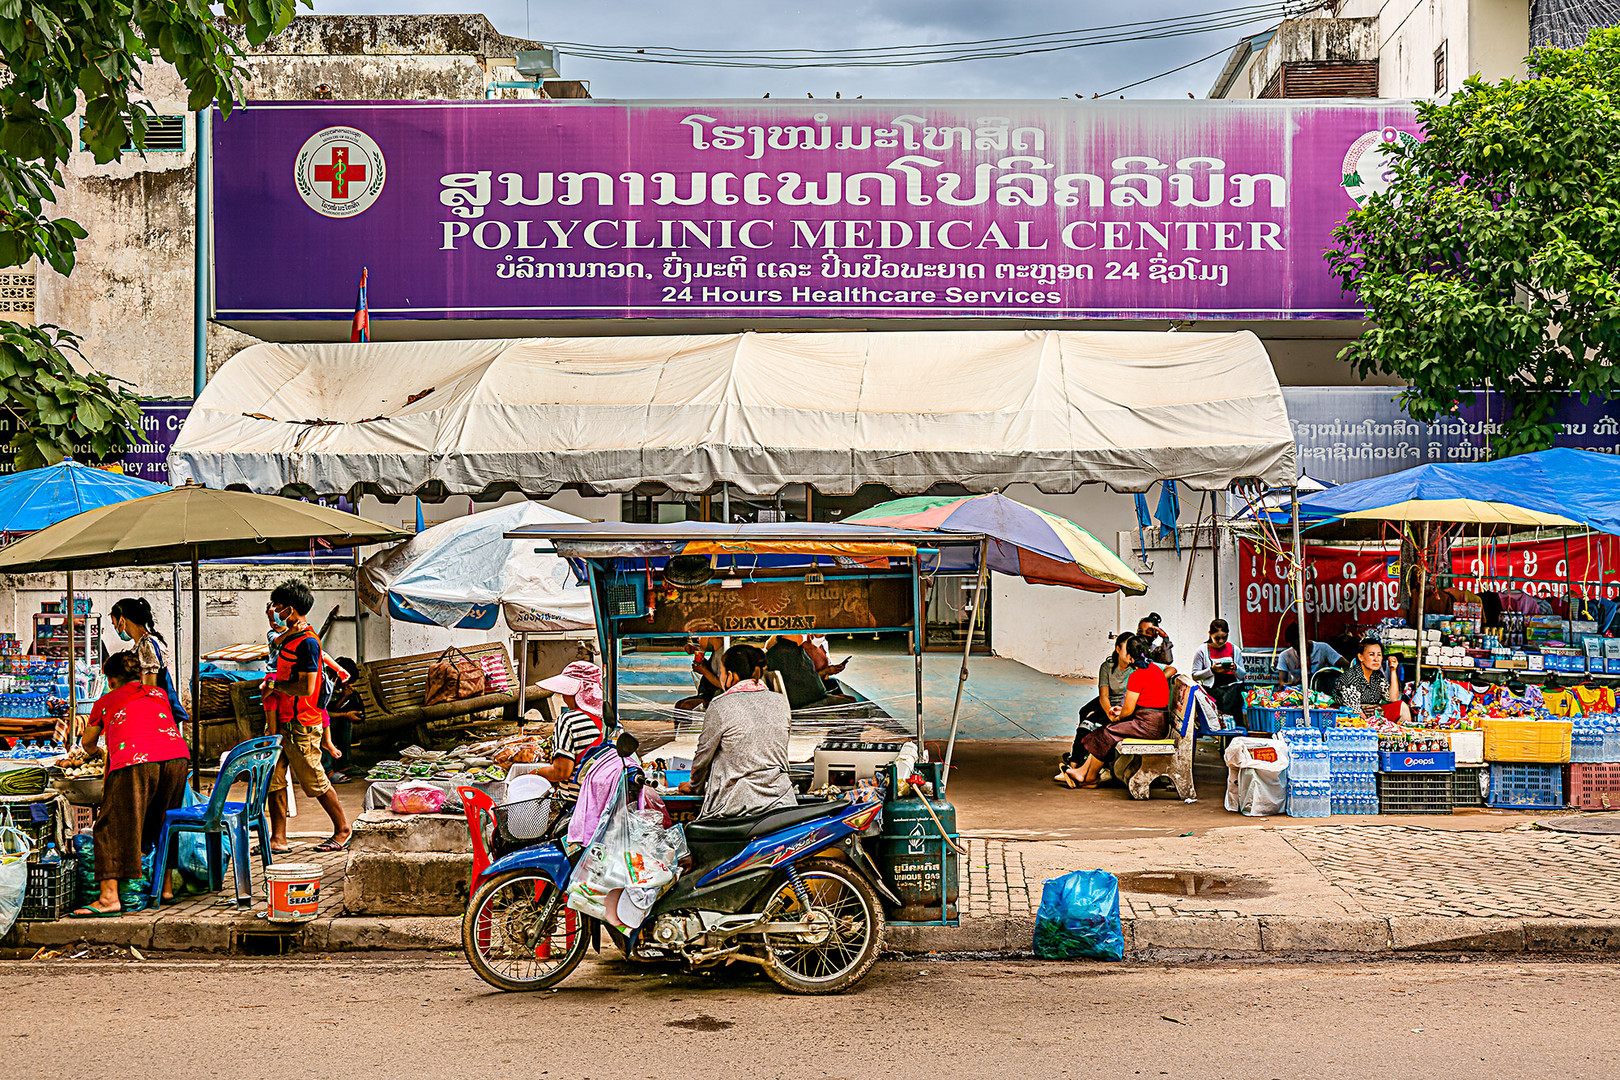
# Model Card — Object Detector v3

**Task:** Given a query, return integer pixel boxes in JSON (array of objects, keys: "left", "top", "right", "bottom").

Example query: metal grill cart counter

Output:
[{"left": 509, "top": 521, "right": 978, "bottom": 927}]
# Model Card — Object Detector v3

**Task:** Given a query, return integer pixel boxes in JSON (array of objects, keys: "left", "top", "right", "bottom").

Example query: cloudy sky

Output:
[{"left": 308, "top": 0, "right": 1288, "bottom": 100}]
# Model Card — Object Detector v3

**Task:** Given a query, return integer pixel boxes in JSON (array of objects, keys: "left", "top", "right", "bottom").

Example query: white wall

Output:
[{"left": 986, "top": 484, "right": 1247, "bottom": 676}]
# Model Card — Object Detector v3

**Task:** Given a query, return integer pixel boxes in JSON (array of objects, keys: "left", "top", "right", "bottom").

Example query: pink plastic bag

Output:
[{"left": 391, "top": 781, "right": 448, "bottom": 815}]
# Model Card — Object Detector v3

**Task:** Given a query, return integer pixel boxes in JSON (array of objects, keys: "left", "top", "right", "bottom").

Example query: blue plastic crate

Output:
[
  {"left": 1486, "top": 763, "right": 1564, "bottom": 809},
  {"left": 1245, "top": 706, "right": 1283, "bottom": 734}
]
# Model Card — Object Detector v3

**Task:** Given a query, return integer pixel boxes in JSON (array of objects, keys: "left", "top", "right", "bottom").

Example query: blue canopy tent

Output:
[
  {"left": 0, "top": 460, "right": 170, "bottom": 741},
  {"left": 1258, "top": 449, "right": 1620, "bottom": 687}
]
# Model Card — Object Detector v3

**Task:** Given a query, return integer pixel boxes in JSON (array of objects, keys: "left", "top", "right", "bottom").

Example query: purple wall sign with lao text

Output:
[{"left": 211, "top": 100, "right": 1419, "bottom": 323}]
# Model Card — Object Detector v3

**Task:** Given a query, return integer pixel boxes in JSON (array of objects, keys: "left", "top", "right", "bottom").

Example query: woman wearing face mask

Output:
[{"left": 109, "top": 598, "right": 188, "bottom": 733}]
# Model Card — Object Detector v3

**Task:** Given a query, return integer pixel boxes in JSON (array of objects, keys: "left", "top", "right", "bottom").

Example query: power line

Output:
[
  {"left": 1097, "top": 44, "right": 1237, "bottom": 96},
  {"left": 544, "top": 3, "right": 1316, "bottom": 70}
]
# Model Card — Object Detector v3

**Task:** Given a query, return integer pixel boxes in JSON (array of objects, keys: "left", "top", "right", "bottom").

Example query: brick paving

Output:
[
  {"left": 54, "top": 836, "right": 348, "bottom": 925},
  {"left": 964, "top": 837, "right": 1034, "bottom": 919},
  {"left": 1281, "top": 824, "right": 1620, "bottom": 919}
]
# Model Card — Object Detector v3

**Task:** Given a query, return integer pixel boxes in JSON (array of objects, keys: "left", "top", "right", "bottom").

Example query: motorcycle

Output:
[{"left": 457, "top": 761, "right": 897, "bottom": 995}]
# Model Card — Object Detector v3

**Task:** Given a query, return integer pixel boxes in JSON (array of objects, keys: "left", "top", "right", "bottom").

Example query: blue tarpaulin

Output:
[
  {"left": 1279, "top": 449, "right": 1620, "bottom": 536},
  {"left": 0, "top": 460, "right": 167, "bottom": 534}
]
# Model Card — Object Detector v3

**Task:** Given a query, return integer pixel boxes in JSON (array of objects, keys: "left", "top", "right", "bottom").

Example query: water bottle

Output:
[
  {"left": 1605, "top": 719, "right": 1620, "bottom": 762},
  {"left": 40, "top": 842, "right": 59, "bottom": 866}
]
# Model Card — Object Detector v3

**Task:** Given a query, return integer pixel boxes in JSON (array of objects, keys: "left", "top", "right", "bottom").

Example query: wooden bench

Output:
[
  {"left": 1112, "top": 676, "right": 1197, "bottom": 801},
  {"left": 230, "top": 642, "right": 552, "bottom": 742},
  {"left": 355, "top": 643, "right": 551, "bottom": 736}
]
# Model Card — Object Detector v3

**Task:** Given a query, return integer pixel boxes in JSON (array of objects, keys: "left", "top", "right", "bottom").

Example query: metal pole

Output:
[
  {"left": 353, "top": 546, "right": 366, "bottom": 665},
  {"left": 942, "top": 539, "right": 989, "bottom": 790},
  {"left": 1290, "top": 486, "right": 1310, "bottom": 729},
  {"left": 516, "top": 629, "right": 529, "bottom": 717},
  {"left": 65, "top": 570, "right": 76, "bottom": 748},
  {"left": 172, "top": 565, "right": 182, "bottom": 677},
  {"left": 1414, "top": 522, "right": 1428, "bottom": 692},
  {"left": 193, "top": 108, "right": 211, "bottom": 399},
  {"left": 912, "top": 552, "right": 925, "bottom": 753},
  {"left": 190, "top": 550, "right": 201, "bottom": 790},
  {"left": 721, "top": 482, "right": 730, "bottom": 525}
]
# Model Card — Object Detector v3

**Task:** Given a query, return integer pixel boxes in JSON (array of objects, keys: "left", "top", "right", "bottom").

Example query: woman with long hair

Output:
[{"left": 109, "top": 597, "right": 188, "bottom": 729}]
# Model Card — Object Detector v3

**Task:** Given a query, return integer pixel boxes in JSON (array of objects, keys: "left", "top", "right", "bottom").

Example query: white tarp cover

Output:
[
  {"left": 357, "top": 501, "right": 596, "bottom": 631},
  {"left": 170, "top": 330, "right": 1295, "bottom": 496}
]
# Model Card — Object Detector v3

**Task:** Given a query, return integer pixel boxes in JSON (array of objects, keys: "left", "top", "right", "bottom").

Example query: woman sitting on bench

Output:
[{"left": 1062, "top": 634, "right": 1171, "bottom": 789}]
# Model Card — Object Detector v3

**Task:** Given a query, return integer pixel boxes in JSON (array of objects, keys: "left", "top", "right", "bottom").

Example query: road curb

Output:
[{"left": 13, "top": 912, "right": 1620, "bottom": 960}]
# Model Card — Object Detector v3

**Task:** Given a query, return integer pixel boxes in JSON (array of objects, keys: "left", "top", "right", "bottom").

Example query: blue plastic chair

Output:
[{"left": 149, "top": 736, "right": 282, "bottom": 909}]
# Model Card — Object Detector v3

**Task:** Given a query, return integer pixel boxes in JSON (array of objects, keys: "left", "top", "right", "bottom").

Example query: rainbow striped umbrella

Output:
[{"left": 846, "top": 492, "right": 1146, "bottom": 595}]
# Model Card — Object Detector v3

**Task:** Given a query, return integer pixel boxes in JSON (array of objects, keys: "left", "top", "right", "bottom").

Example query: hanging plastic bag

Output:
[
  {"left": 0, "top": 808, "right": 33, "bottom": 937},
  {"left": 567, "top": 777, "right": 686, "bottom": 927},
  {"left": 177, "top": 784, "right": 231, "bottom": 883},
  {"left": 1224, "top": 736, "right": 1291, "bottom": 816},
  {"left": 1033, "top": 869, "right": 1124, "bottom": 961}
]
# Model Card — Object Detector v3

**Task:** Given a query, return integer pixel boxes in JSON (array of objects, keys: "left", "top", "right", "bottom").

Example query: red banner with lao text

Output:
[
  {"left": 1238, "top": 541, "right": 1401, "bottom": 647},
  {"left": 1239, "top": 535, "right": 1620, "bottom": 647}
]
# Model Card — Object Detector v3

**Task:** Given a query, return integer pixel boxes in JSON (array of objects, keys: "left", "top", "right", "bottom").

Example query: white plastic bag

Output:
[
  {"left": 0, "top": 808, "right": 33, "bottom": 937},
  {"left": 567, "top": 778, "right": 686, "bottom": 927},
  {"left": 1223, "top": 736, "right": 1291, "bottom": 816}
]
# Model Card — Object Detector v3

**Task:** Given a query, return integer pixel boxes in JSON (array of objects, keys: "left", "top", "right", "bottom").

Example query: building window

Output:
[
  {"left": 0, "top": 271, "right": 35, "bottom": 321},
  {"left": 1434, "top": 41, "right": 1448, "bottom": 95},
  {"left": 78, "top": 114, "right": 188, "bottom": 153}
]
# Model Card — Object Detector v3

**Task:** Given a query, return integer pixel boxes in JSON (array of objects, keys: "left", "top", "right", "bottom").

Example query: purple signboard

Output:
[
  {"left": 211, "top": 100, "right": 1418, "bottom": 323},
  {"left": 0, "top": 400, "right": 188, "bottom": 484}
]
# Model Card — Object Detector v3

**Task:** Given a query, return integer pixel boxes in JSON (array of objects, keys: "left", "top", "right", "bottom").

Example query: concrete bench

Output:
[{"left": 1113, "top": 676, "right": 1197, "bottom": 801}]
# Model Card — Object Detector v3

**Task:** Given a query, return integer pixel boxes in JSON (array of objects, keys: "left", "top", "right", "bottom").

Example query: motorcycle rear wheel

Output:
[
  {"left": 463, "top": 869, "right": 590, "bottom": 992},
  {"left": 758, "top": 857, "right": 885, "bottom": 994}
]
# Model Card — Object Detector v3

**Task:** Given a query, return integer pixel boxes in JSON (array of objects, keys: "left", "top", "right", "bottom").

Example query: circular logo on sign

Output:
[
  {"left": 293, "top": 126, "right": 386, "bottom": 218},
  {"left": 1341, "top": 127, "right": 1418, "bottom": 207}
]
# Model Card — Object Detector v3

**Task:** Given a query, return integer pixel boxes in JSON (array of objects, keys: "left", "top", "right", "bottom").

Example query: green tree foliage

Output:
[
  {"left": 1328, "top": 28, "right": 1620, "bottom": 457},
  {"left": 0, "top": 0, "right": 301, "bottom": 469}
]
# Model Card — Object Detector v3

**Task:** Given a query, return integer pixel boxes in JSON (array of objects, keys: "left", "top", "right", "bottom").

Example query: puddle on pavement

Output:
[
  {"left": 1115, "top": 871, "right": 1271, "bottom": 899},
  {"left": 666, "top": 1015, "right": 734, "bottom": 1032}
]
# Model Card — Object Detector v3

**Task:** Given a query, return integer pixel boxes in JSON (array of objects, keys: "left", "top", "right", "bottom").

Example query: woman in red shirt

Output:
[
  {"left": 1064, "top": 635, "right": 1173, "bottom": 788},
  {"left": 68, "top": 651, "right": 190, "bottom": 917}
]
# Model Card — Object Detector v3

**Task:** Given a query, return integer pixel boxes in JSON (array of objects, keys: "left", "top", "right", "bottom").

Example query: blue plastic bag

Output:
[
  {"left": 1033, "top": 869, "right": 1124, "bottom": 961},
  {"left": 176, "top": 785, "right": 230, "bottom": 883}
]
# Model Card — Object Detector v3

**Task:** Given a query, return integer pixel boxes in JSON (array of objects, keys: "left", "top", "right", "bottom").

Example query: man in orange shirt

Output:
[{"left": 264, "top": 580, "right": 351, "bottom": 854}]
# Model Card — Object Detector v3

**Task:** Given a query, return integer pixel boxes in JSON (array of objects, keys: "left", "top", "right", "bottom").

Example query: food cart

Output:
[{"left": 511, "top": 521, "right": 985, "bottom": 927}]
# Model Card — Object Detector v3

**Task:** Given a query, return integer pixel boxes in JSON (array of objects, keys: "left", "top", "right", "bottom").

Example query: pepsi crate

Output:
[
  {"left": 1486, "top": 763, "right": 1565, "bottom": 809},
  {"left": 1376, "top": 772, "right": 1454, "bottom": 815},
  {"left": 1451, "top": 765, "right": 1488, "bottom": 807},
  {"left": 1379, "top": 750, "right": 1456, "bottom": 773}
]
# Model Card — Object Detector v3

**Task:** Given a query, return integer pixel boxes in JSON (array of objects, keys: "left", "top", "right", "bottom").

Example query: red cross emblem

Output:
[{"left": 312, "top": 145, "right": 367, "bottom": 200}]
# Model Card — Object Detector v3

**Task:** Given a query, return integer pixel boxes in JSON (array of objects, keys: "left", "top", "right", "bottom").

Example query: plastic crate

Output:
[
  {"left": 1567, "top": 763, "right": 1620, "bottom": 811},
  {"left": 1486, "top": 763, "right": 1565, "bottom": 809},
  {"left": 1375, "top": 772, "right": 1454, "bottom": 815},
  {"left": 1451, "top": 765, "right": 1488, "bottom": 807},
  {"left": 1244, "top": 706, "right": 1351, "bottom": 734},
  {"left": 1483, "top": 719, "right": 1571, "bottom": 764},
  {"left": 19, "top": 852, "right": 76, "bottom": 921}
]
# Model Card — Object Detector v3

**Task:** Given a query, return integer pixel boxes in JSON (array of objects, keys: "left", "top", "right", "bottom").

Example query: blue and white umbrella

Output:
[
  {"left": 359, "top": 502, "right": 596, "bottom": 631},
  {"left": 0, "top": 459, "right": 167, "bottom": 536}
]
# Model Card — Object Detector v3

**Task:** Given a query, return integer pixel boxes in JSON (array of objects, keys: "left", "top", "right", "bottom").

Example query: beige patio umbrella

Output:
[{"left": 0, "top": 483, "right": 408, "bottom": 780}]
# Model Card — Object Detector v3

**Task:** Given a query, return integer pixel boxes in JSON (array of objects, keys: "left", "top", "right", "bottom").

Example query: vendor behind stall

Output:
[
  {"left": 68, "top": 651, "right": 189, "bottom": 917},
  {"left": 1333, "top": 638, "right": 1411, "bottom": 722},
  {"left": 679, "top": 644, "right": 796, "bottom": 818}
]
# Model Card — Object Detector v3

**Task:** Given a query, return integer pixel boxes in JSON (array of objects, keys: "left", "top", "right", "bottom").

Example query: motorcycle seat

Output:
[{"left": 685, "top": 799, "right": 851, "bottom": 844}]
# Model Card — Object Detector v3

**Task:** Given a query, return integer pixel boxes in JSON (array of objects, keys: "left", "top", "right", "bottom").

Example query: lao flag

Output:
[{"left": 350, "top": 267, "right": 369, "bottom": 343}]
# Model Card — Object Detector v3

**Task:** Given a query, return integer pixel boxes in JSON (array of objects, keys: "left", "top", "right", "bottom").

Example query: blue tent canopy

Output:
[
  {"left": 1277, "top": 449, "right": 1620, "bottom": 536},
  {"left": 0, "top": 460, "right": 168, "bottom": 534}
]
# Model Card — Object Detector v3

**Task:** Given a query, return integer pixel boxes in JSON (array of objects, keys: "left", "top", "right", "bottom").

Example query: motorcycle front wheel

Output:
[
  {"left": 758, "top": 856, "right": 885, "bottom": 994},
  {"left": 463, "top": 869, "right": 590, "bottom": 992}
]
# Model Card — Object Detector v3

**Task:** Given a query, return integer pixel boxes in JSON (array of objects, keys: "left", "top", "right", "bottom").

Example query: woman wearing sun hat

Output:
[{"left": 528, "top": 660, "right": 606, "bottom": 800}]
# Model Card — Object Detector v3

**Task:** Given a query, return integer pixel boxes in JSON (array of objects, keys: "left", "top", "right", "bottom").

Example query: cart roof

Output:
[{"left": 506, "top": 520, "right": 984, "bottom": 560}]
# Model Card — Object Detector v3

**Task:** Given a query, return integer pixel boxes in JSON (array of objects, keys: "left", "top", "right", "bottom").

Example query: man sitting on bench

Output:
[{"left": 764, "top": 635, "right": 855, "bottom": 711}]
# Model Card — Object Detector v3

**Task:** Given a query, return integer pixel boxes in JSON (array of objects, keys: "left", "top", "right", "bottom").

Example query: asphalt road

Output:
[{"left": 5, "top": 954, "right": 1617, "bottom": 1079}]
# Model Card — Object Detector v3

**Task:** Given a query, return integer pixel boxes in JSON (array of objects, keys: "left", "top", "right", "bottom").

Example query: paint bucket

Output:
[{"left": 264, "top": 862, "right": 322, "bottom": 923}]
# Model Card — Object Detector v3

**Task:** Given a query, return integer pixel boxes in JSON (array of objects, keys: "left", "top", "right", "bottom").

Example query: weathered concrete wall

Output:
[
  {"left": 1247, "top": 16, "right": 1379, "bottom": 98},
  {"left": 33, "top": 14, "right": 550, "bottom": 402}
]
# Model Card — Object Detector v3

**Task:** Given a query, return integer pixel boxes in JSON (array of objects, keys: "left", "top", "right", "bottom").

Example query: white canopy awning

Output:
[{"left": 169, "top": 330, "right": 1295, "bottom": 497}]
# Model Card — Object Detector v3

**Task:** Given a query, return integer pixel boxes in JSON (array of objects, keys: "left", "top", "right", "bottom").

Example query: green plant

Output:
[{"left": 1328, "top": 27, "right": 1620, "bottom": 457}]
